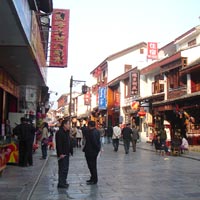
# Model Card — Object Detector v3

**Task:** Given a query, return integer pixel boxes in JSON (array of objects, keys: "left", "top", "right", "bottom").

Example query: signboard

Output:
[
  {"left": 49, "top": 9, "right": 70, "bottom": 67},
  {"left": 130, "top": 71, "right": 139, "bottom": 96},
  {"left": 84, "top": 91, "right": 91, "bottom": 106},
  {"left": 114, "top": 91, "right": 120, "bottom": 107},
  {"left": 98, "top": 87, "right": 107, "bottom": 110},
  {"left": 147, "top": 42, "right": 158, "bottom": 60}
]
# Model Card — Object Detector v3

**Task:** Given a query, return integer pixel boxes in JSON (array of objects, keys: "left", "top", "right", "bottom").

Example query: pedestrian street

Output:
[{"left": 29, "top": 143, "right": 200, "bottom": 200}]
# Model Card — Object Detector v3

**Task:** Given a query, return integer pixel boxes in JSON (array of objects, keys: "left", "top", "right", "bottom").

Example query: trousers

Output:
[{"left": 58, "top": 155, "right": 69, "bottom": 185}]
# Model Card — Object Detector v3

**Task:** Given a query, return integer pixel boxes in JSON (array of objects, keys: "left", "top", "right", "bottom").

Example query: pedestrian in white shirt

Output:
[{"left": 112, "top": 124, "right": 121, "bottom": 152}]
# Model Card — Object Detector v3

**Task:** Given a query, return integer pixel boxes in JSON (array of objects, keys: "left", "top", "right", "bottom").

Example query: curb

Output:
[{"left": 26, "top": 155, "right": 50, "bottom": 200}]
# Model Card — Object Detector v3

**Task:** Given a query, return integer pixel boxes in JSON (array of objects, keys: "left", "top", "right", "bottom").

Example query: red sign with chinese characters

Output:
[
  {"left": 147, "top": 42, "right": 158, "bottom": 60},
  {"left": 114, "top": 91, "right": 120, "bottom": 107},
  {"left": 49, "top": 9, "right": 70, "bottom": 67},
  {"left": 84, "top": 91, "right": 91, "bottom": 105}
]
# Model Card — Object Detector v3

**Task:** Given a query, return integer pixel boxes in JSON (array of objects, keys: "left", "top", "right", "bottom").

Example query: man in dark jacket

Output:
[
  {"left": 83, "top": 120, "right": 101, "bottom": 185},
  {"left": 56, "top": 119, "right": 72, "bottom": 188},
  {"left": 13, "top": 117, "right": 35, "bottom": 167},
  {"left": 122, "top": 123, "right": 133, "bottom": 154}
]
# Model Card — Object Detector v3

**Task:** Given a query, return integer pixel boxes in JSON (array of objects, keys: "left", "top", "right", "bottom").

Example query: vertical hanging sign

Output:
[
  {"left": 84, "top": 91, "right": 91, "bottom": 105},
  {"left": 147, "top": 42, "right": 158, "bottom": 60},
  {"left": 130, "top": 71, "right": 139, "bottom": 96},
  {"left": 98, "top": 87, "right": 107, "bottom": 110},
  {"left": 49, "top": 9, "right": 70, "bottom": 67}
]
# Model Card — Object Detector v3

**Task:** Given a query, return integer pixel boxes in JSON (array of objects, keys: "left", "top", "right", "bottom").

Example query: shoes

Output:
[
  {"left": 57, "top": 183, "right": 69, "bottom": 188},
  {"left": 86, "top": 181, "right": 97, "bottom": 185},
  {"left": 86, "top": 179, "right": 92, "bottom": 183}
]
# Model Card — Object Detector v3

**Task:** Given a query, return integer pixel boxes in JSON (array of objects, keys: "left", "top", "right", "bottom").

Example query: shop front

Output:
[{"left": 153, "top": 95, "right": 200, "bottom": 145}]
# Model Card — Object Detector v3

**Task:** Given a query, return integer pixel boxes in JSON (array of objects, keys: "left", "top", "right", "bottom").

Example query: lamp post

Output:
[{"left": 69, "top": 75, "right": 88, "bottom": 125}]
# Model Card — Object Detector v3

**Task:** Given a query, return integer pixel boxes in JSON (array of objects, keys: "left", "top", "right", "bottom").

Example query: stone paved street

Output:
[{"left": 0, "top": 142, "right": 200, "bottom": 200}]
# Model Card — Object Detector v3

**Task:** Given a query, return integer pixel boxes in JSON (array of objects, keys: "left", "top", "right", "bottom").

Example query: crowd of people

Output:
[
  {"left": 151, "top": 127, "right": 189, "bottom": 155},
  {"left": 11, "top": 118, "right": 190, "bottom": 189}
]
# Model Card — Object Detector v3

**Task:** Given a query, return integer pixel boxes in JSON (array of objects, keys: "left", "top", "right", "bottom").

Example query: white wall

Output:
[{"left": 107, "top": 48, "right": 149, "bottom": 83}]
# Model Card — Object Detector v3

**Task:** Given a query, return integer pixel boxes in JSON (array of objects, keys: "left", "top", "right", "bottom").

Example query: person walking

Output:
[
  {"left": 76, "top": 126, "right": 83, "bottom": 148},
  {"left": 121, "top": 123, "right": 133, "bottom": 154},
  {"left": 40, "top": 122, "right": 49, "bottom": 160},
  {"left": 98, "top": 123, "right": 105, "bottom": 151},
  {"left": 83, "top": 120, "right": 101, "bottom": 185},
  {"left": 56, "top": 119, "right": 72, "bottom": 188},
  {"left": 106, "top": 125, "right": 113, "bottom": 144},
  {"left": 112, "top": 123, "right": 121, "bottom": 152},
  {"left": 131, "top": 125, "right": 139, "bottom": 152}
]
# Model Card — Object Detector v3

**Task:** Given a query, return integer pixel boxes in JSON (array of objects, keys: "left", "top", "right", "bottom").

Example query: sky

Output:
[{"left": 47, "top": 0, "right": 200, "bottom": 107}]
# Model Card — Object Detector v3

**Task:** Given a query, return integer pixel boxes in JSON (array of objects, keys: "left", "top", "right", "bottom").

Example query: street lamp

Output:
[{"left": 69, "top": 75, "right": 88, "bottom": 124}]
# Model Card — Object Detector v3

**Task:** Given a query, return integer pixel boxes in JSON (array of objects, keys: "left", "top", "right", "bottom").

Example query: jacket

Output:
[
  {"left": 122, "top": 127, "right": 133, "bottom": 140},
  {"left": 83, "top": 128, "right": 101, "bottom": 157},
  {"left": 56, "top": 127, "right": 72, "bottom": 157},
  {"left": 112, "top": 126, "right": 121, "bottom": 139}
]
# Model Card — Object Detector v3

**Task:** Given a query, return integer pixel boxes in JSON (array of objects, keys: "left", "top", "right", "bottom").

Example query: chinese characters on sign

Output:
[
  {"left": 130, "top": 71, "right": 139, "bottom": 96},
  {"left": 84, "top": 91, "right": 91, "bottom": 105},
  {"left": 147, "top": 42, "right": 158, "bottom": 60},
  {"left": 49, "top": 9, "right": 70, "bottom": 67},
  {"left": 114, "top": 91, "right": 120, "bottom": 107},
  {"left": 98, "top": 87, "right": 107, "bottom": 110}
]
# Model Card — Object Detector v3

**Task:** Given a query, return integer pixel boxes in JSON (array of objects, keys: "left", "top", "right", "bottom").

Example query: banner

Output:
[
  {"left": 130, "top": 71, "right": 139, "bottom": 96},
  {"left": 147, "top": 42, "right": 158, "bottom": 60},
  {"left": 84, "top": 91, "right": 91, "bottom": 105},
  {"left": 49, "top": 9, "right": 70, "bottom": 67},
  {"left": 98, "top": 87, "right": 107, "bottom": 110}
]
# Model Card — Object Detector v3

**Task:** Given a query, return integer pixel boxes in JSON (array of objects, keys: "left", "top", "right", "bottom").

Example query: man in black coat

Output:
[
  {"left": 122, "top": 123, "right": 133, "bottom": 154},
  {"left": 13, "top": 117, "right": 35, "bottom": 167},
  {"left": 83, "top": 120, "right": 101, "bottom": 185},
  {"left": 56, "top": 119, "right": 72, "bottom": 188}
]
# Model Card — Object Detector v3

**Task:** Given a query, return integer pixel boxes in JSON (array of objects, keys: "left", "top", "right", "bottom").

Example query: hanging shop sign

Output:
[
  {"left": 147, "top": 42, "right": 158, "bottom": 60},
  {"left": 49, "top": 9, "right": 70, "bottom": 67},
  {"left": 98, "top": 87, "right": 107, "bottom": 110},
  {"left": 130, "top": 71, "right": 139, "bottom": 96},
  {"left": 84, "top": 91, "right": 91, "bottom": 106},
  {"left": 131, "top": 101, "right": 140, "bottom": 111}
]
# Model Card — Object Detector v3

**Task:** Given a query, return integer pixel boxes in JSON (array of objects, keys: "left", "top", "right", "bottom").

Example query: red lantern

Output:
[{"left": 138, "top": 110, "right": 146, "bottom": 118}]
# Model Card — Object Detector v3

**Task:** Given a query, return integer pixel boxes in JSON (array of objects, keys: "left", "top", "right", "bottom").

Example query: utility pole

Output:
[{"left": 68, "top": 75, "right": 88, "bottom": 126}]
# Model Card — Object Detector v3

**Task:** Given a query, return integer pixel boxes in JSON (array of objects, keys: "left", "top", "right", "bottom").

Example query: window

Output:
[
  {"left": 140, "top": 48, "right": 144, "bottom": 54},
  {"left": 188, "top": 39, "right": 196, "bottom": 47},
  {"left": 168, "top": 68, "right": 180, "bottom": 89},
  {"left": 152, "top": 81, "right": 164, "bottom": 94},
  {"left": 124, "top": 65, "right": 132, "bottom": 72}
]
